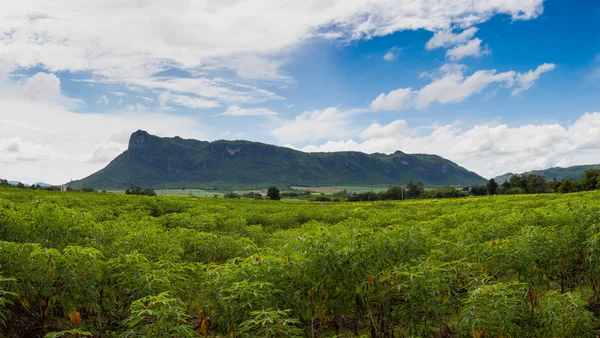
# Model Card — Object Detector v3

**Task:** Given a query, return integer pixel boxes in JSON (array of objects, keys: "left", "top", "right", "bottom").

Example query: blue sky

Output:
[{"left": 1, "top": 0, "right": 599, "bottom": 184}]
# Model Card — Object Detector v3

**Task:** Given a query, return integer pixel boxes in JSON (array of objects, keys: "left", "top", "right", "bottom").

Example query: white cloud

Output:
[
  {"left": 158, "top": 91, "right": 220, "bottom": 109},
  {"left": 512, "top": 63, "right": 556, "bottom": 96},
  {"left": 270, "top": 107, "right": 358, "bottom": 143},
  {"left": 87, "top": 142, "right": 124, "bottom": 163},
  {"left": 232, "top": 56, "right": 293, "bottom": 82},
  {"left": 127, "top": 77, "right": 284, "bottom": 104},
  {"left": 0, "top": 0, "right": 543, "bottom": 83},
  {"left": 383, "top": 46, "right": 401, "bottom": 61},
  {"left": 0, "top": 71, "right": 82, "bottom": 108},
  {"left": 446, "top": 38, "right": 489, "bottom": 61},
  {"left": 293, "top": 112, "right": 600, "bottom": 178},
  {"left": 18, "top": 73, "right": 61, "bottom": 102},
  {"left": 220, "top": 105, "right": 278, "bottom": 116},
  {"left": 371, "top": 63, "right": 555, "bottom": 110},
  {"left": 415, "top": 68, "right": 516, "bottom": 108},
  {"left": 359, "top": 120, "right": 408, "bottom": 139},
  {"left": 370, "top": 88, "right": 414, "bottom": 111},
  {"left": 426, "top": 28, "right": 479, "bottom": 50},
  {"left": 0, "top": 73, "right": 204, "bottom": 184}
]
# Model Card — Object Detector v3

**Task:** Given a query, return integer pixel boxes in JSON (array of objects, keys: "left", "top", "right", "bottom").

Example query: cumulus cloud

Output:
[
  {"left": 220, "top": 105, "right": 278, "bottom": 116},
  {"left": 359, "top": 120, "right": 408, "bottom": 139},
  {"left": 415, "top": 67, "right": 515, "bottom": 108},
  {"left": 270, "top": 107, "right": 359, "bottom": 143},
  {"left": 371, "top": 63, "right": 555, "bottom": 111},
  {"left": 293, "top": 112, "right": 600, "bottom": 178},
  {"left": 370, "top": 88, "right": 414, "bottom": 111},
  {"left": 427, "top": 28, "right": 489, "bottom": 61},
  {"left": 426, "top": 28, "right": 479, "bottom": 50},
  {"left": 446, "top": 38, "right": 489, "bottom": 61}
]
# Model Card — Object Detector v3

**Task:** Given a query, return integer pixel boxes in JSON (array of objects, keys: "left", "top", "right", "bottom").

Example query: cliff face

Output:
[
  {"left": 128, "top": 130, "right": 150, "bottom": 150},
  {"left": 71, "top": 130, "right": 487, "bottom": 190}
]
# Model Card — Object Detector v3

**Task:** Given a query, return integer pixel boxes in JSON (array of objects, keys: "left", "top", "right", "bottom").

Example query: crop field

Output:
[
  {"left": 290, "top": 186, "right": 390, "bottom": 194},
  {"left": 154, "top": 189, "right": 224, "bottom": 198},
  {"left": 2, "top": 188, "right": 600, "bottom": 337}
]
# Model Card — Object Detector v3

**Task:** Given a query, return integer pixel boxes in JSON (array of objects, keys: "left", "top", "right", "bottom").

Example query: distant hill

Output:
[
  {"left": 70, "top": 130, "right": 487, "bottom": 190},
  {"left": 494, "top": 164, "right": 600, "bottom": 183},
  {"left": 6, "top": 181, "right": 51, "bottom": 187}
]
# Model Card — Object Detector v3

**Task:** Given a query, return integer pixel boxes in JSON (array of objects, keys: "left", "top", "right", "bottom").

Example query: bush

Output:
[{"left": 312, "top": 195, "right": 332, "bottom": 202}]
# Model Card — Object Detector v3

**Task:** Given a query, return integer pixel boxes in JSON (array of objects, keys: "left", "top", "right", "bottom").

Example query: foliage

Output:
[
  {"left": 487, "top": 178, "right": 498, "bottom": 195},
  {"left": 125, "top": 184, "right": 156, "bottom": 196},
  {"left": 238, "top": 309, "right": 303, "bottom": 337},
  {"left": 0, "top": 276, "right": 16, "bottom": 327},
  {"left": 538, "top": 291, "right": 596, "bottom": 337},
  {"left": 267, "top": 186, "right": 280, "bottom": 200},
  {"left": 0, "top": 188, "right": 600, "bottom": 336},
  {"left": 121, "top": 292, "right": 195, "bottom": 337}
]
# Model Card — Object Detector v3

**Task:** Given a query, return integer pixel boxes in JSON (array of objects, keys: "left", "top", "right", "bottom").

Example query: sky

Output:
[{"left": 1, "top": 0, "right": 599, "bottom": 185}]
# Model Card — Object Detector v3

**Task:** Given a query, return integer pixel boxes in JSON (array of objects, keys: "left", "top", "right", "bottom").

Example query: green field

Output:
[{"left": 2, "top": 188, "right": 600, "bottom": 337}]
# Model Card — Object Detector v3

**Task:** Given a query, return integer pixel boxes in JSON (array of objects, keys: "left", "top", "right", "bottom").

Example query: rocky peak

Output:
[{"left": 128, "top": 130, "right": 150, "bottom": 150}]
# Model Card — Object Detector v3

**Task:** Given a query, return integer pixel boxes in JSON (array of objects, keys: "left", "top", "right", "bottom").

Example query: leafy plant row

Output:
[{"left": 1, "top": 188, "right": 600, "bottom": 337}]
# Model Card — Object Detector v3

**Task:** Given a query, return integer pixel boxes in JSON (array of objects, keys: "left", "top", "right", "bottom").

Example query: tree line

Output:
[{"left": 344, "top": 169, "right": 600, "bottom": 202}]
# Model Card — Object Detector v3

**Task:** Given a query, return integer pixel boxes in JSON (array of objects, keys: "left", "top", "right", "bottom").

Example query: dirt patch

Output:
[{"left": 586, "top": 296, "right": 600, "bottom": 316}]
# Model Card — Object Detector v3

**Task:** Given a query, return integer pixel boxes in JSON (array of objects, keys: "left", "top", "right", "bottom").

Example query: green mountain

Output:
[
  {"left": 71, "top": 130, "right": 487, "bottom": 190},
  {"left": 494, "top": 164, "right": 600, "bottom": 183}
]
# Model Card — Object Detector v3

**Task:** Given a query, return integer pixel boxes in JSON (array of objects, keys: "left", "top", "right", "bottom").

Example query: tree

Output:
[
  {"left": 487, "top": 179, "right": 498, "bottom": 195},
  {"left": 470, "top": 185, "right": 487, "bottom": 196},
  {"left": 558, "top": 179, "right": 581, "bottom": 193},
  {"left": 16, "top": 182, "right": 25, "bottom": 189},
  {"left": 406, "top": 181, "right": 423, "bottom": 199},
  {"left": 580, "top": 169, "right": 600, "bottom": 191},
  {"left": 126, "top": 184, "right": 156, "bottom": 196},
  {"left": 267, "top": 186, "right": 280, "bottom": 200}
]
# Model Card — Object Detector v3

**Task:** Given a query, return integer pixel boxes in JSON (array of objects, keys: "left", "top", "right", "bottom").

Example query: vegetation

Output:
[
  {"left": 69, "top": 130, "right": 486, "bottom": 190},
  {"left": 267, "top": 186, "right": 280, "bottom": 200},
  {"left": 1, "top": 186, "right": 600, "bottom": 336},
  {"left": 124, "top": 184, "right": 157, "bottom": 196},
  {"left": 494, "top": 164, "right": 600, "bottom": 183}
]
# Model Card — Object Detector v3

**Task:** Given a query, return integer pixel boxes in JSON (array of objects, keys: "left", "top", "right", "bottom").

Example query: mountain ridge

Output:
[
  {"left": 70, "top": 130, "right": 487, "bottom": 190},
  {"left": 493, "top": 164, "right": 600, "bottom": 183}
]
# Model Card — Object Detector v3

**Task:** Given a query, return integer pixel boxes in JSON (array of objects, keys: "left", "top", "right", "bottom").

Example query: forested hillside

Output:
[{"left": 70, "top": 130, "right": 485, "bottom": 190}]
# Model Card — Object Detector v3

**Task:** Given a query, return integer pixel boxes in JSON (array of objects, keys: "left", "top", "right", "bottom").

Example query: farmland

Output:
[{"left": 1, "top": 188, "right": 600, "bottom": 337}]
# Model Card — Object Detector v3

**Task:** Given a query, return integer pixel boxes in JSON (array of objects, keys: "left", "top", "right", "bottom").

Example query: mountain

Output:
[
  {"left": 493, "top": 173, "right": 514, "bottom": 184},
  {"left": 71, "top": 130, "right": 487, "bottom": 190},
  {"left": 5, "top": 181, "right": 51, "bottom": 187},
  {"left": 493, "top": 164, "right": 600, "bottom": 183}
]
